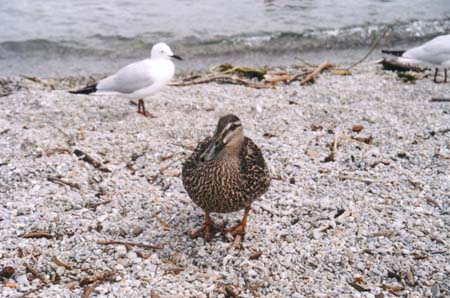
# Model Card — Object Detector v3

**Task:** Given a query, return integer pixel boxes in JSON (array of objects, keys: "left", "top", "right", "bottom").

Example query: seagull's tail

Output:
[
  {"left": 69, "top": 83, "right": 97, "bottom": 95},
  {"left": 381, "top": 49, "right": 405, "bottom": 57}
]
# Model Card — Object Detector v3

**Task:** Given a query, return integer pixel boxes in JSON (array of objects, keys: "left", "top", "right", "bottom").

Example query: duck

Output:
[
  {"left": 182, "top": 114, "right": 271, "bottom": 243},
  {"left": 69, "top": 42, "right": 182, "bottom": 117}
]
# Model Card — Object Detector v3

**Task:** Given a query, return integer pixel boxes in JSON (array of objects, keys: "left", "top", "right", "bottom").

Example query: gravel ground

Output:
[{"left": 0, "top": 64, "right": 449, "bottom": 298}]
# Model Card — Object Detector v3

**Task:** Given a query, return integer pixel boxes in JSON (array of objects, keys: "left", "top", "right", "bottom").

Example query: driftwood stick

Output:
[
  {"left": 264, "top": 74, "right": 291, "bottom": 84},
  {"left": 169, "top": 75, "right": 269, "bottom": 89},
  {"left": 287, "top": 71, "right": 311, "bottom": 84},
  {"left": 73, "top": 149, "right": 111, "bottom": 172},
  {"left": 163, "top": 267, "right": 184, "bottom": 274},
  {"left": 158, "top": 154, "right": 186, "bottom": 174},
  {"left": 87, "top": 199, "right": 112, "bottom": 209},
  {"left": 338, "top": 175, "right": 384, "bottom": 183},
  {"left": 97, "top": 240, "right": 163, "bottom": 250},
  {"left": 431, "top": 98, "right": 450, "bottom": 102},
  {"left": 152, "top": 213, "right": 170, "bottom": 230},
  {"left": 47, "top": 175, "right": 80, "bottom": 190},
  {"left": 25, "top": 264, "right": 48, "bottom": 284},
  {"left": 81, "top": 282, "right": 97, "bottom": 298},
  {"left": 51, "top": 257, "right": 73, "bottom": 270},
  {"left": 300, "top": 61, "right": 333, "bottom": 85},
  {"left": 21, "top": 232, "right": 61, "bottom": 239},
  {"left": 80, "top": 270, "right": 115, "bottom": 286}
]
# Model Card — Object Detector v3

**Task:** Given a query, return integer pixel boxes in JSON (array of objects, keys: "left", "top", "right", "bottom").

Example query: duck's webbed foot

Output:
[
  {"left": 191, "top": 211, "right": 215, "bottom": 242},
  {"left": 226, "top": 206, "right": 251, "bottom": 236}
]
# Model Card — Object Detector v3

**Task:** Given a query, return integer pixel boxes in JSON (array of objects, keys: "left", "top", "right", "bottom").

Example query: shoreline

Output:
[
  {"left": 1, "top": 63, "right": 449, "bottom": 297},
  {"left": 0, "top": 41, "right": 427, "bottom": 78}
]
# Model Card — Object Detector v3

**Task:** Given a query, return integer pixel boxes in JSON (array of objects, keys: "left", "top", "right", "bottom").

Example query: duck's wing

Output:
[
  {"left": 182, "top": 136, "right": 214, "bottom": 179},
  {"left": 97, "top": 59, "right": 155, "bottom": 94},
  {"left": 240, "top": 137, "right": 271, "bottom": 197}
]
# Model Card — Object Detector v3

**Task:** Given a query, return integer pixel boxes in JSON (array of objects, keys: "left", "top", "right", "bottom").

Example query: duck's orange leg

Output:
[
  {"left": 226, "top": 206, "right": 251, "bottom": 236},
  {"left": 191, "top": 211, "right": 215, "bottom": 241}
]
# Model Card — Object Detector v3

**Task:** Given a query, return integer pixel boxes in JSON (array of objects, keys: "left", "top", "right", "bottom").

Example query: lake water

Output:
[{"left": 1, "top": 0, "right": 449, "bottom": 76}]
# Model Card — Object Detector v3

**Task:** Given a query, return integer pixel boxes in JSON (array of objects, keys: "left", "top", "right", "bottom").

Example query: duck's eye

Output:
[{"left": 229, "top": 124, "right": 240, "bottom": 131}]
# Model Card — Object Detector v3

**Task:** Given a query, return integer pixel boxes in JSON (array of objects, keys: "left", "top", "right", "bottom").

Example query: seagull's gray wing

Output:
[{"left": 97, "top": 59, "right": 154, "bottom": 94}]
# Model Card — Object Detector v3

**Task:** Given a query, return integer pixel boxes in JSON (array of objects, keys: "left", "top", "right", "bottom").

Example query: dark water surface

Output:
[{"left": 1, "top": 0, "right": 449, "bottom": 76}]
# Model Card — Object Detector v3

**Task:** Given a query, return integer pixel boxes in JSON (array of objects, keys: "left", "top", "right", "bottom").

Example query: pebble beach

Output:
[{"left": 0, "top": 64, "right": 449, "bottom": 297}]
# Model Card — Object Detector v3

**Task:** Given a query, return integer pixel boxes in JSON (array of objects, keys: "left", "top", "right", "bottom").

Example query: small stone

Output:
[{"left": 132, "top": 226, "right": 144, "bottom": 236}]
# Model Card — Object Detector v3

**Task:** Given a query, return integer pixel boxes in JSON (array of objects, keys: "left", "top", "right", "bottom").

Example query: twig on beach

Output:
[
  {"left": 212, "top": 64, "right": 267, "bottom": 80},
  {"left": 86, "top": 199, "right": 112, "bottom": 209},
  {"left": 264, "top": 74, "right": 291, "bottom": 84},
  {"left": 287, "top": 71, "right": 311, "bottom": 84},
  {"left": 97, "top": 240, "right": 163, "bottom": 250},
  {"left": 51, "top": 257, "right": 73, "bottom": 270},
  {"left": 73, "top": 149, "right": 111, "bottom": 172},
  {"left": 163, "top": 267, "right": 184, "bottom": 274},
  {"left": 45, "top": 146, "right": 72, "bottom": 156},
  {"left": 21, "top": 75, "right": 55, "bottom": 90},
  {"left": 316, "top": 223, "right": 332, "bottom": 233},
  {"left": 80, "top": 270, "right": 115, "bottom": 286},
  {"left": 300, "top": 61, "right": 333, "bottom": 85},
  {"left": 347, "top": 19, "right": 399, "bottom": 70},
  {"left": 21, "top": 231, "right": 62, "bottom": 239},
  {"left": 152, "top": 212, "right": 170, "bottom": 230},
  {"left": 169, "top": 75, "right": 269, "bottom": 89},
  {"left": 80, "top": 270, "right": 116, "bottom": 298},
  {"left": 431, "top": 97, "right": 450, "bottom": 102},
  {"left": 0, "top": 128, "right": 10, "bottom": 135},
  {"left": 246, "top": 275, "right": 269, "bottom": 297},
  {"left": 351, "top": 135, "right": 373, "bottom": 145},
  {"left": 25, "top": 263, "right": 49, "bottom": 284},
  {"left": 323, "top": 134, "right": 340, "bottom": 163},
  {"left": 337, "top": 175, "right": 385, "bottom": 183},
  {"left": 425, "top": 197, "right": 441, "bottom": 209},
  {"left": 47, "top": 175, "right": 80, "bottom": 190},
  {"left": 335, "top": 209, "right": 352, "bottom": 223},
  {"left": 158, "top": 154, "right": 186, "bottom": 174},
  {"left": 81, "top": 282, "right": 97, "bottom": 298},
  {"left": 349, "top": 282, "right": 371, "bottom": 292},
  {"left": 249, "top": 251, "right": 263, "bottom": 260}
]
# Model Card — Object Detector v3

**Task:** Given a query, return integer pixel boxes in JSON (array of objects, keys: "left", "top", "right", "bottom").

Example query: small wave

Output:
[
  {"left": 175, "top": 18, "right": 450, "bottom": 56},
  {"left": 2, "top": 18, "right": 449, "bottom": 59},
  {"left": 1, "top": 17, "right": 449, "bottom": 76},
  {"left": 0, "top": 39, "right": 109, "bottom": 59}
]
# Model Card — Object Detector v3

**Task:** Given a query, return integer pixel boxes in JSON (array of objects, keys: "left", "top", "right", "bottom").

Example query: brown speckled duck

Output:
[{"left": 182, "top": 114, "right": 271, "bottom": 242}]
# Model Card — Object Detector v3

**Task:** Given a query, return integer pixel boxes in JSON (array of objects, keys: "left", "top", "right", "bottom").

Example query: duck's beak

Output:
[
  {"left": 171, "top": 54, "right": 183, "bottom": 60},
  {"left": 200, "top": 138, "right": 224, "bottom": 162}
]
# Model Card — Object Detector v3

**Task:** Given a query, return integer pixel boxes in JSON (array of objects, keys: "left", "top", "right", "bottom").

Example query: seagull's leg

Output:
[
  {"left": 226, "top": 205, "right": 251, "bottom": 236},
  {"left": 191, "top": 211, "right": 215, "bottom": 242},
  {"left": 445, "top": 69, "right": 448, "bottom": 83},
  {"left": 137, "top": 99, "right": 156, "bottom": 118},
  {"left": 137, "top": 99, "right": 143, "bottom": 114},
  {"left": 434, "top": 68, "right": 440, "bottom": 83}
]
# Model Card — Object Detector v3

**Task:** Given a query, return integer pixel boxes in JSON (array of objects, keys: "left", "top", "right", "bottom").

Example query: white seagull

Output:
[
  {"left": 70, "top": 42, "right": 182, "bottom": 117},
  {"left": 382, "top": 34, "right": 450, "bottom": 83}
]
